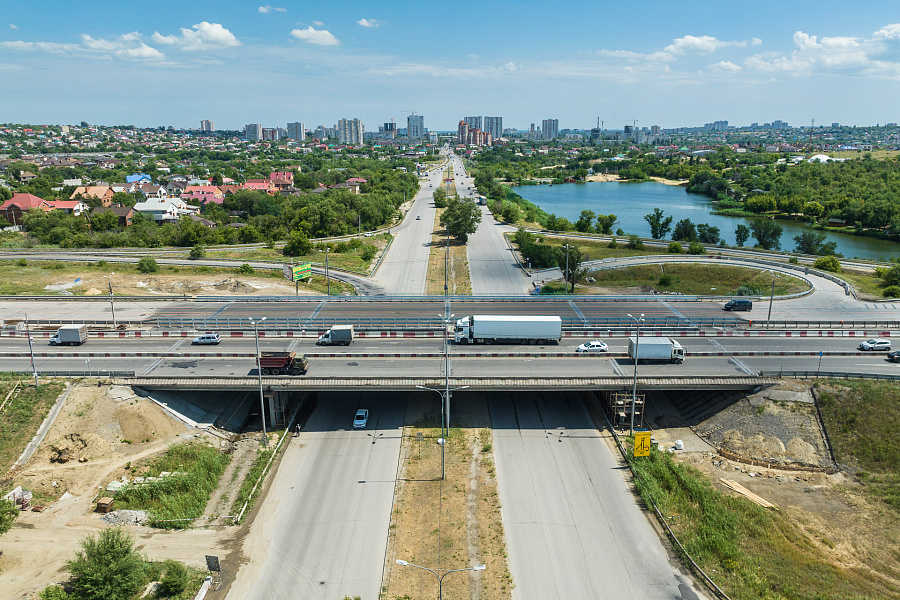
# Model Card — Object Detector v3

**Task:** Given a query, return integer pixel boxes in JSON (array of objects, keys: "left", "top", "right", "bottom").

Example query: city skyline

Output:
[{"left": 2, "top": 1, "right": 899, "bottom": 130}]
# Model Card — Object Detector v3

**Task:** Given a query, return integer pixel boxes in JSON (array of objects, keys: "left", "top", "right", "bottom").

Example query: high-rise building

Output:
[
  {"left": 408, "top": 114, "right": 424, "bottom": 139},
  {"left": 244, "top": 123, "right": 262, "bottom": 141},
  {"left": 541, "top": 119, "right": 559, "bottom": 140},
  {"left": 287, "top": 122, "right": 305, "bottom": 142},
  {"left": 338, "top": 118, "right": 364, "bottom": 144},
  {"left": 463, "top": 116, "right": 482, "bottom": 131},
  {"left": 262, "top": 128, "right": 278, "bottom": 141},
  {"left": 383, "top": 122, "right": 396, "bottom": 138},
  {"left": 483, "top": 116, "right": 502, "bottom": 140},
  {"left": 200, "top": 120, "right": 214, "bottom": 132}
]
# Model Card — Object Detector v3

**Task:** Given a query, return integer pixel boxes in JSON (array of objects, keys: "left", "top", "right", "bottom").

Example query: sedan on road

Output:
[
  {"left": 576, "top": 340, "right": 609, "bottom": 353},
  {"left": 353, "top": 409, "right": 369, "bottom": 428},
  {"left": 859, "top": 339, "right": 892, "bottom": 351},
  {"left": 887, "top": 350, "right": 900, "bottom": 362}
]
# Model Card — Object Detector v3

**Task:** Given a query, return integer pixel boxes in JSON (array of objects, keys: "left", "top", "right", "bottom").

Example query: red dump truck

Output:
[{"left": 258, "top": 351, "right": 309, "bottom": 376}]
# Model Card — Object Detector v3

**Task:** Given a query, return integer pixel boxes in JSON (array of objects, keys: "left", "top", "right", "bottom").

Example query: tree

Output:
[
  {"left": 440, "top": 196, "right": 481, "bottom": 243},
  {"left": 750, "top": 219, "right": 783, "bottom": 250},
  {"left": 644, "top": 208, "right": 672, "bottom": 239},
  {"left": 575, "top": 209, "right": 596, "bottom": 233},
  {"left": 432, "top": 187, "right": 447, "bottom": 208},
  {"left": 189, "top": 244, "right": 206, "bottom": 259},
  {"left": 813, "top": 255, "right": 841, "bottom": 272},
  {"left": 137, "top": 256, "right": 159, "bottom": 273},
  {"left": 688, "top": 241, "right": 706, "bottom": 255},
  {"left": 672, "top": 218, "right": 697, "bottom": 242},
  {"left": 67, "top": 528, "right": 146, "bottom": 600},
  {"left": 803, "top": 201, "right": 825, "bottom": 220},
  {"left": 0, "top": 499, "right": 18, "bottom": 537},
  {"left": 697, "top": 223, "right": 720, "bottom": 245},
  {"left": 211, "top": 173, "right": 224, "bottom": 187},
  {"left": 793, "top": 231, "right": 838, "bottom": 256},
  {"left": 556, "top": 244, "right": 587, "bottom": 292},
  {"left": 501, "top": 202, "right": 520, "bottom": 224},
  {"left": 90, "top": 210, "right": 119, "bottom": 232},
  {"left": 159, "top": 559, "right": 189, "bottom": 597},
  {"left": 627, "top": 234, "right": 644, "bottom": 249},
  {"left": 282, "top": 230, "right": 312, "bottom": 257},
  {"left": 595, "top": 214, "right": 617, "bottom": 235},
  {"left": 746, "top": 196, "right": 777, "bottom": 213},
  {"left": 667, "top": 242, "right": 683, "bottom": 253},
  {"left": 735, "top": 224, "right": 750, "bottom": 247}
]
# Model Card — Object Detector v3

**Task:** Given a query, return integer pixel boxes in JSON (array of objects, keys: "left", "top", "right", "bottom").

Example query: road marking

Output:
[
  {"left": 661, "top": 301, "right": 688, "bottom": 323},
  {"left": 728, "top": 357, "right": 755, "bottom": 376},
  {"left": 708, "top": 338, "right": 727, "bottom": 351},
  {"left": 139, "top": 357, "right": 166, "bottom": 376},
  {"left": 609, "top": 357, "right": 624, "bottom": 376},
  {"left": 568, "top": 300, "right": 588, "bottom": 326},
  {"left": 168, "top": 338, "right": 187, "bottom": 352},
  {"left": 304, "top": 301, "right": 327, "bottom": 326}
]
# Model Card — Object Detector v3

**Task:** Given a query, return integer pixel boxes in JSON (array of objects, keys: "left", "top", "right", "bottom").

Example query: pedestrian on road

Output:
[{"left": 295, "top": 423, "right": 301, "bottom": 437}]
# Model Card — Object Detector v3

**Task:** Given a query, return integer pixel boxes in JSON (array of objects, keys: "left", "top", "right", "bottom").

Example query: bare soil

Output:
[{"left": 0, "top": 383, "right": 242, "bottom": 600}]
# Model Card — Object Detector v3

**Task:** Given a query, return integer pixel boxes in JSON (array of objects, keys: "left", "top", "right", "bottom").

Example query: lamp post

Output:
[
  {"left": 86, "top": 359, "right": 91, "bottom": 379},
  {"left": 249, "top": 317, "right": 268, "bottom": 446},
  {"left": 395, "top": 559, "right": 485, "bottom": 600},
  {"left": 767, "top": 269, "right": 776, "bottom": 327},
  {"left": 325, "top": 246, "right": 331, "bottom": 296},
  {"left": 627, "top": 313, "right": 644, "bottom": 435},
  {"left": 563, "top": 244, "right": 572, "bottom": 295},
  {"left": 24, "top": 313, "right": 38, "bottom": 387},
  {"left": 104, "top": 273, "right": 117, "bottom": 329}
]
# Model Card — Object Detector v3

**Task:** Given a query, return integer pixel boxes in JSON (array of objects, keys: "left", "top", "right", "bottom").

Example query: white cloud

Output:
[
  {"left": 290, "top": 26, "right": 340, "bottom": 46},
  {"left": 116, "top": 43, "right": 166, "bottom": 61},
  {"left": 151, "top": 22, "right": 240, "bottom": 51},
  {"left": 709, "top": 60, "right": 742, "bottom": 73},
  {"left": 258, "top": 6, "right": 286, "bottom": 13},
  {"left": 0, "top": 40, "right": 80, "bottom": 54},
  {"left": 312, "top": 21, "right": 324, "bottom": 26},
  {"left": 357, "top": 18, "right": 381, "bottom": 28},
  {"left": 9, "top": 24, "right": 18, "bottom": 30},
  {"left": 873, "top": 23, "right": 900, "bottom": 41},
  {"left": 79, "top": 33, "right": 166, "bottom": 61}
]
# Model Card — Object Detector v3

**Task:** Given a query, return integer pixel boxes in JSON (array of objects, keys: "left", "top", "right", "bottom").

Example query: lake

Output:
[{"left": 510, "top": 181, "right": 900, "bottom": 261}]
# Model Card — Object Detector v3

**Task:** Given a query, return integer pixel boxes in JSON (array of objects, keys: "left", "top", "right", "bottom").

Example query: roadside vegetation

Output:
[
  {"left": 114, "top": 442, "right": 230, "bottom": 529},
  {"left": 628, "top": 378, "right": 900, "bottom": 599},
  {"left": 0, "top": 376, "right": 66, "bottom": 473},
  {"left": 229, "top": 432, "right": 286, "bottom": 524},
  {"left": 425, "top": 208, "right": 471, "bottom": 295},
  {"left": 585, "top": 263, "right": 808, "bottom": 296}
]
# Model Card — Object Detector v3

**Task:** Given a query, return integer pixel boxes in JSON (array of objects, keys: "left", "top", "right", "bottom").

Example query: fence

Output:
[{"left": 759, "top": 370, "right": 900, "bottom": 382}]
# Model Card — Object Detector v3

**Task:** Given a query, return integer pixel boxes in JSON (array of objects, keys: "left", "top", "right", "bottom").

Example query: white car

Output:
[
  {"left": 192, "top": 333, "right": 221, "bottom": 345},
  {"left": 353, "top": 409, "right": 369, "bottom": 429},
  {"left": 859, "top": 339, "right": 892, "bottom": 351},
  {"left": 363, "top": 232, "right": 374, "bottom": 237},
  {"left": 576, "top": 340, "right": 608, "bottom": 353}
]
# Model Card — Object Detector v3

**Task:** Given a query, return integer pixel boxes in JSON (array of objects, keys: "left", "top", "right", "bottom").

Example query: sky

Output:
[{"left": 1, "top": 0, "right": 899, "bottom": 131}]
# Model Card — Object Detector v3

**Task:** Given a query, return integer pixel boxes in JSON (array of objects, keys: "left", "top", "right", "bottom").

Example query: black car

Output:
[
  {"left": 888, "top": 350, "right": 900, "bottom": 363},
  {"left": 723, "top": 298, "right": 753, "bottom": 311}
]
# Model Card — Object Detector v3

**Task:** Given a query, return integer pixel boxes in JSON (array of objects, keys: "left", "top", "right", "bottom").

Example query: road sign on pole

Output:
[
  {"left": 634, "top": 431, "right": 652, "bottom": 457},
  {"left": 290, "top": 263, "right": 312, "bottom": 281}
]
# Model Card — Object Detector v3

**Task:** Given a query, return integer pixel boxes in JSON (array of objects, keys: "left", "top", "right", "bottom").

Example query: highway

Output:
[{"left": 226, "top": 391, "right": 404, "bottom": 600}]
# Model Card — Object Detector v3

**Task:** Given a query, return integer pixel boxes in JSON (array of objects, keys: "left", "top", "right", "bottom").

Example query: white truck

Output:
[
  {"left": 317, "top": 324, "right": 354, "bottom": 346},
  {"left": 50, "top": 324, "right": 88, "bottom": 346},
  {"left": 454, "top": 315, "right": 562, "bottom": 345},
  {"left": 628, "top": 337, "right": 684, "bottom": 364}
]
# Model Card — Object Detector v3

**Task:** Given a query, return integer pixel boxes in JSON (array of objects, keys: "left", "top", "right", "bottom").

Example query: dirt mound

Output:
[
  {"left": 48, "top": 432, "right": 111, "bottom": 463},
  {"left": 114, "top": 400, "right": 188, "bottom": 444},
  {"left": 213, "top": 278, "right": 255, "bottom": 293},
  {"left": 143, "top": 278, "right": 203, "bottom": 294},
  {"left": 83, "top": 287, "right": 103, "bottom": 296}
]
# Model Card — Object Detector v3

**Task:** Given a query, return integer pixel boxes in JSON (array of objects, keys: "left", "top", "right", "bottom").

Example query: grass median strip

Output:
[{"left": 426, "top": 208, "right": 471, "bottom": 295}]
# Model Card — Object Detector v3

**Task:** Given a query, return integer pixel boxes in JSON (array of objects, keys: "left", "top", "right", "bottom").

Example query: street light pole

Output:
[
  {"left": 325, "top": 246, "right": 330, "bottom": 296},
  {"left": 395, "top": 559, "right": 485, "bottom": 600},
  {"left": 104, "top": 273, "right": 117, "bottom": 328},
  {"left": 24, "top": 313, "right": 38, "bottom": 387},
  {"left": 627, "top": 313, "right": 644, "bottom": 435},
  {"left": 249, "top": 317, "right": 268, "bottom": 446},
  {"left": 563, "top": 244, "right": 571, "bottom": 295},
  {"left": 767, "top": 270, "right": 776, "bottom": 327}
]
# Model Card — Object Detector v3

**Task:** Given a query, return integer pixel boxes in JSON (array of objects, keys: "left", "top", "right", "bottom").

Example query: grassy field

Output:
[
  {"left": 114, "top": 441, "right": 230, "bottom": 529},
  {"left": 585, "top": 263, "right": 809, "bottom": 296},
  {"left": 838, "top": 269, "right": 895, "bottom": 299},
  {"left": 0, "top": 376, "right": 66, "bottom": 474},
  {"left": 425, "top": 208, "right": 471, "bottom": 295},
  {"left": 829, "top": 150, "right": 900, "bottom": 160}
]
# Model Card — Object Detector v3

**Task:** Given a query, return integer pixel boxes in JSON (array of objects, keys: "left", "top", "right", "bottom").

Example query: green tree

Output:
[
  {"left": 282, "top": 230, "right": 312, "bottom": 257},
  {"left": 627, "top": 234, "right": 644, "bottom": 249},
  {"left": 432, "top": 187, "right": 447, "bottom": 208},
  {"left": 672, "top": 218, "right": 697, "bottom": 242},
  {"left": 813, "top": 255, "right": 841, "bottom": 272},
  {"left": 158, "top": 559, "right": 189, "bottom": 597},
  {"left": 667, "top": 242, "right": 683, "bottom": 253},
  {"left": 556, "top": 244, "right": 587, "bottom": 292},
  {"left": 66, "top": 528, "right": 145, "bottom": 600},
  {"left": 189, "top": 244, "right": 206, "bottom": 259},
  {"left": 38, "top": 585, "right": 70, "bottom": 600},
  {"left": 440, "top": 196, "right": 482, "bottom": 243},
  {"left": 793, "top": 231, "right": 838, "bottom": 256},
  {"left": 746, "top": 196, "right": 777, "bottom": 213},
  {"left": 734, "top": 224, "right": 750, "bottom": 247},
  {"left": 688, "top": 241, "right": 706, "bottom": 255},
  {"left": 803, "top": 201, "right": 825, "bottom": 220},
  {"left": 595, "top": 213, "right": 617, "bottom": 234},
  {"left": 90, "top": 210, "right": 119, "bottom": 232},
  {"left": 697, "top": 223, "right": 720, "bottom": 245},
  {"left": 137, "top": 256, "right": 159, "bottom": 273},
  {"left": 0, "top": 498, "right": 18, "bottom": 536},
  {"left": 575, "top": 209, "right": 596, "bottom": 233},
  {"left": 501, "top": 202, "right": 520, "bottom": 224},
  {"left": 211, "top": 173, "right": 224, "bottom": 187},
  {"left": 644, "top": 208, "right": 672, "bottom": 239},
  {"left": 750, "top": 219, "right": 783, "bottom": 250}
]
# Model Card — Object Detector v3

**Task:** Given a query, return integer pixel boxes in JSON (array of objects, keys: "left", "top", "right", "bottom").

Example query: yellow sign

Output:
[
  {"left": 292, "top": 263, "right": 312, "bottom": 281},
  {"left": 633, "top": 431, "right": 652, "bottom": 457}
]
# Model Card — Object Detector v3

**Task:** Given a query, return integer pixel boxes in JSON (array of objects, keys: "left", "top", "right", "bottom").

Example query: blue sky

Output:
[{"left": 2, "top": 1, "right": 899, "bottom": 131}]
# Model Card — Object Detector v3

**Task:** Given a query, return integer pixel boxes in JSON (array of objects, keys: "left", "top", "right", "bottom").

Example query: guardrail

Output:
[
  {"left": 2, "top": 370, "right": 136, "bottom": 378},
  {"left": 759, "top": 370, "right": 900, "bottom": 381}
]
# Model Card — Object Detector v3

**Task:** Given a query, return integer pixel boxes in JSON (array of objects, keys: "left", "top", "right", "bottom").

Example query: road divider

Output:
[{"left": 0, "top": 351, "right": 892, "bottom": 359}]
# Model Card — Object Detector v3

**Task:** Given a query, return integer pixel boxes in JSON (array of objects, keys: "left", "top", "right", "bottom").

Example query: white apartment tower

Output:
[
  {"left": 338, "top": 118, "right": 364, "bottom": 144},
  {"left": 463, "top": 116, "right": 482, "bottom": 131},
  {"left": 542, "top": 119, "right": 559, "bottom": 140},
  {"left": 243, "top": 123, "right": 262, "bottom": 141},
  {"left": 200, "top": 120, "right": 214, "bottom": 132},
  {"left": 483, "top": 116, "right": 502, "bottom": 140},
  {"left": 407, "top": 114, "right": 425, "bottom": 139},
  {"left": 287, "top": 122, "right": 306, "bottom": 142}
]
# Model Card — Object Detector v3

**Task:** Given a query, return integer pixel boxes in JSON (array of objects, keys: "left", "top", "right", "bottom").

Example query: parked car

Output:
[
  {"left": 576, "top": 340, "right": 609, "bottom": 353},
  {"left": 859, "top": 338, "right": 892, "bottom": 351},
  {"left": 192, "top": 333, "right": 221, "bottom": 345},
  {"left": 353, "top": 409, "right": 369, "bottom": 429},
  {"left": 887, "top": 350, "right": 900, "bottom": 362},
  {"left": 723, "top": 298, "right": 753, "bottom": 311},
  {"left": 416, "top": 215, "right": 421, "bottom": 220},
  {"left": 363, "top": 232, "right": 374, "bottom": 237}
]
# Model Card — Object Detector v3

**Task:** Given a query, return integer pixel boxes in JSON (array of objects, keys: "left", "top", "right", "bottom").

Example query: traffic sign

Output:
[{"left": 634, "top": 431, "right": 652, "bottom": 457}]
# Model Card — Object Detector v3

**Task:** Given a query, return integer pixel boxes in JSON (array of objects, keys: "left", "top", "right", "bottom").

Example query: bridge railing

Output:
[
  {"left": 5, "top": 370, "right": 136, "bottom": 378},
  {"left": 759, "top": 370, "right": 900, "bottom": 382}
]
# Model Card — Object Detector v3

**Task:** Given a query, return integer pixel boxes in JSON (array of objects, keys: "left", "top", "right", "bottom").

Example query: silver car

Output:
[
  {"left": 353, "top": 409, "right": 369, "bottom": 428},
  {"left": 576, "top": 340, "right": 609, "bottom": 353},
  {"left": 859, "top": 338, "right": 892, "bottom": 351}
]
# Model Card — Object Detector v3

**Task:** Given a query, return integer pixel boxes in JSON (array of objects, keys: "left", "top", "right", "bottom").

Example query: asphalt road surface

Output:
[
  {"left": 489, "top": 391, "right": 704, "bottom": 599},
  {"left": 227, "top": 391, "right": 404, "bottom": 600}
]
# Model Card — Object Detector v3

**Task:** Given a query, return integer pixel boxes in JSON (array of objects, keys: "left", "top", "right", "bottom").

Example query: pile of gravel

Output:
[{"left": 101, "top": 509, "right": 150, "bottom": 526}]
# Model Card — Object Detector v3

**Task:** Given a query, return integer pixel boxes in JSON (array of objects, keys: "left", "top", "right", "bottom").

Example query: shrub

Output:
[
  {"left": 667, "top": 242, "right": 683, "bottom": 254},
  {"left": 189, "top": 244, "right": 205, "bottom": 259},
  {"left": 360, "top": 244, "right": 377, "bottom": 262},
  {"left": 688, "top": 241, "right": 706, "bottom": 255},
  {"left": 883, "top": 286, "right": 900, "bottom": 298},
  {"left": 158, "top": 559, "right": 189, "bottom": 597},
  {"left": 16, "top": 258, "right": 27, "bottom": 267},
  {"left": 237, "top": 263, "right": 254, "bottom": 275},
  {"left": 627, "top": 234, "right": 644, "bottom": 250},
  {"left": 658, "top": 273, "right": 673, "bottom": 286},
  {"left": 607, "top": 238, "right": 618, "bottom": 249},
  {"left": 813, "top": 255, "right": 841, "bottom": 273},
  {"left": 137, "top": 257, "right": 159, "bottom": 273},
  {"left": 38, "top": 586, "right": 70, "bottom": 600},
  {"left": 789, "top": 257, "right": 799, "bottom": 264},
  {"left": 736, "top": 284, "right": 763, "bottom": 296},
  {"left": 97, "top": 259, "right": 108, "bottom": 267},
  {"left": 67, "top": 528, "right": 146, "bottom": 600}
]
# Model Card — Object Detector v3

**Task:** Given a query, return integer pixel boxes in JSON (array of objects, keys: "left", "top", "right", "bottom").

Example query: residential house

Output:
[
  {"left": 132, "top": 198, "right": 198, "bottom": 223},
  {"left": 126, "top": 173, "right": 153, "bottom": 184},
  {"left": 46, "top": 200, "right": 90, "bottom": 217},
  {"left": 219, "top": 185, "right": 242, "bottom": 197},
  {"left": 17, "top": 171, "right": 37, "bottom": 183},
  {"left": 189, "top": 214, "right": 217, "bottom": 228},
  {"left": 91, "top": 204, "right": 134, "bottom": 228},
  {"left": 138, "top": 184, "right": 168, "bottom": 199},
  {"left": 1, "top": 193, "right": 51, "bottom": 225},
  {"left": 243, "top": 180, "right": 276, "bottom": 194},
  {"left": 330, "top": 181, "right": 361, "bottom": 194},
  {"left": 268, "top": 171, "right": 294, "bottom": 190},
  {"left": 164, "top": 180, "right": 188, "bottom": 196},
  {"left": 70, "top": 185, "right": 114, "bottom": 206}
]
